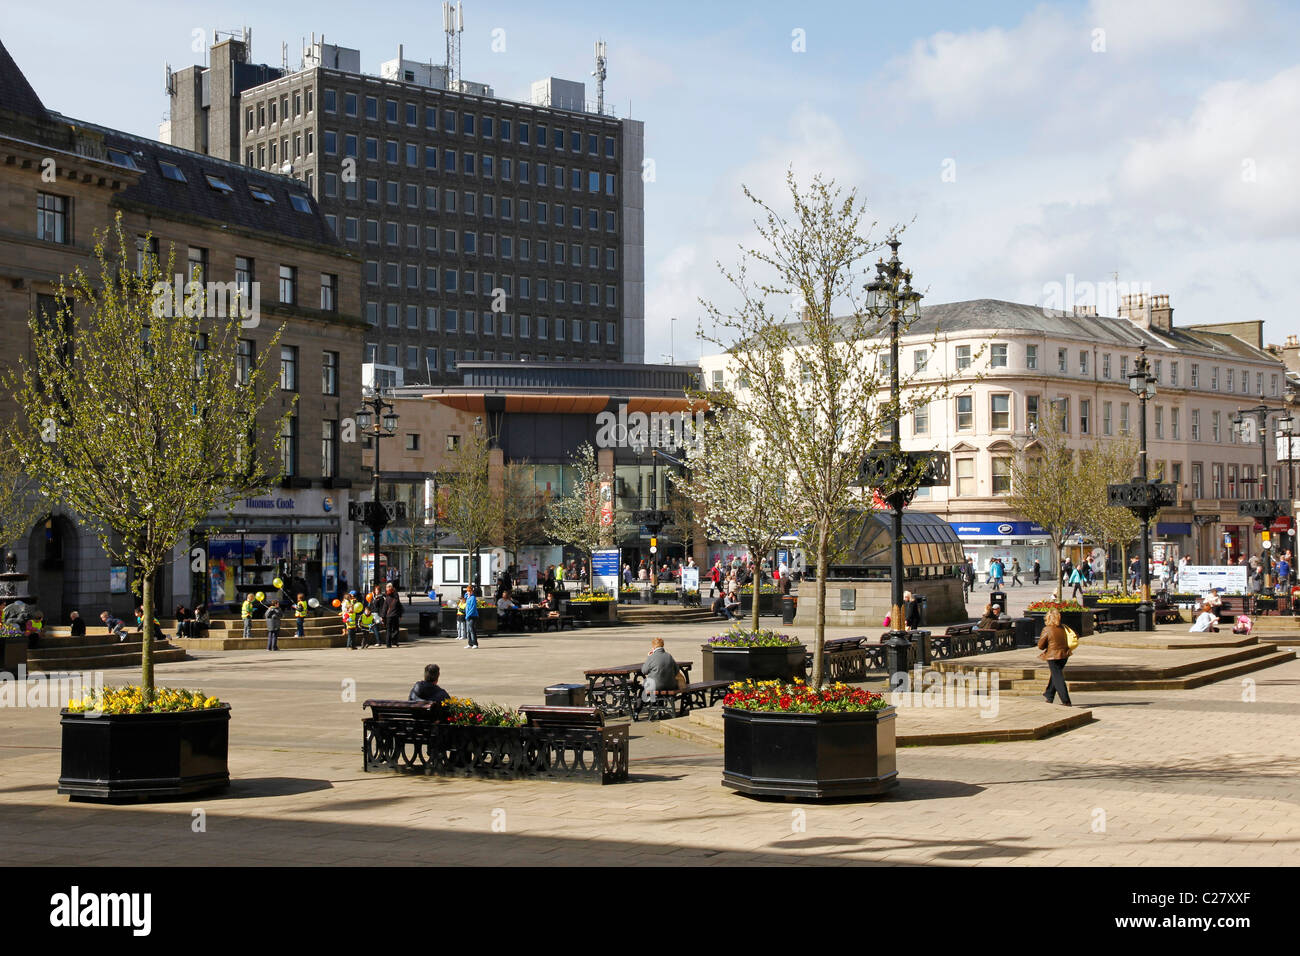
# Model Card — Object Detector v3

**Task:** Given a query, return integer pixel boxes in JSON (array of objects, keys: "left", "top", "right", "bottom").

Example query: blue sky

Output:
[{"left": 7, "top": 0, "right": 1298, "bottom": 360}]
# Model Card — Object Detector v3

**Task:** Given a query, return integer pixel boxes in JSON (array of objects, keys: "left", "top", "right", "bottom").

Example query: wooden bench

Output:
[
  {"left": 363, "top": 700, "right": 628, "bottom": 784},
  {"left": 541, "top": 612, "right": 575, "bottom": 632},
  {"left": 944, "top": 622, "right": 977, "bottom": 637},
  {"left": 682, "top": 679, "right": 732, "bottom": 710}
]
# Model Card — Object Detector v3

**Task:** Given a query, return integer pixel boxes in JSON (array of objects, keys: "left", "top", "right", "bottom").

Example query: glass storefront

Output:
[{"left": 199, "top": 531, "right": 340, "bottom": 612}]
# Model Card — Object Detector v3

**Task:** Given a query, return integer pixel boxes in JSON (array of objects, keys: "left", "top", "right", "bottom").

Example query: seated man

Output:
[
  {"left": 409, "top": 663, "right": 451, "bottom": 704},
  {"left": 711, "top": 592, "right": 730, "bottom": 620},
  {"left": 724, "top": 589, "right": 742, "bottom": 620},
  {"left": 640, "top": 637, "right": 680, "bottom": 699},
  {"left": 496, "top": 593, "right": 521, "bottom": 631}
]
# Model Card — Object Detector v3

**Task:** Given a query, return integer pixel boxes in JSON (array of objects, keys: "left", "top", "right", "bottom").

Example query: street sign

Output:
[
  {"left": 857, "top": 449, "right": 951, "bottom": 488},
  {"left": 1238, "top": 499, "right": 1286, "bottom": 519},
  {"left": 1107, "top": 480, "right": 1177, "bottom": 514}
]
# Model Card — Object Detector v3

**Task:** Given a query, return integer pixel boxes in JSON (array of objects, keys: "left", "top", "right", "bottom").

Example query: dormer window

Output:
[
  {"left": 289, "top": 193, "right": 313, "bottom": 213},
  {"left": 204, "top": 173, "right": 233, "bottom": 194},
  {"left": 158, "top": 161, "right": 186, "bottom": 182},
  {"left": 249, "top": 185, "right": 276, "bottom": 204}
]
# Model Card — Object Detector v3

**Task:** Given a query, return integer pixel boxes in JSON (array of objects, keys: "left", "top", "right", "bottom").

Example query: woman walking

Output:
[
  {"left": 1068, "top": 564, "right": 1086, "bottom": 600},
  {"left": 1036, "top": 607, "right": 1073, "bottom": 706}
]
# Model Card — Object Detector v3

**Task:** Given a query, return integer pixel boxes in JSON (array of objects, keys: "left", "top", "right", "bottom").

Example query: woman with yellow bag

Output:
[{"left": 1036, "top": 607, "right": 1077, "bottom": 706}]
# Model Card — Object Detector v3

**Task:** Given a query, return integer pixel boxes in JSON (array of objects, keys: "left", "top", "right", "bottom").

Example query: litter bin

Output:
[
  {"left": 1011, "top": 617, "right": 1036, "bottom": 648},
  {"left": 781, "top": 595, "right": 797, "bottom": 625},
  {"left": 544, "top": 683, "right": 588, "bottom": 707},
  {"left": 917, "top": 595, "right": 928, "bottom": 627},
  {"left": 908, "top": 629, "right": 931, "bottom": 667},
  {"left": 418, "top": 611, "right": 439, "bottom": 636},
  {"left": 990, "top": 589, "right": 1008, "bottom": 615},
  {"left": 2, "top": 635, "right": 26, "bottom": 676}
]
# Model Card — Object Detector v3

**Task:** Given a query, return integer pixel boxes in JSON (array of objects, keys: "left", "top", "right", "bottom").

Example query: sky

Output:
[{"left": 6, "top": 0, "right": 1298, "bottom": 363}]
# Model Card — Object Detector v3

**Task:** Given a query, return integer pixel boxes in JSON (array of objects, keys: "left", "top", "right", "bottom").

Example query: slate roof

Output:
[
  {"left": 761, "top": 298, "right": 1282, "bottom": 366},
  {"left": 0, "top": 39, "right": 48, "bottom": 121},
  {"left": 55, "top": 116, "right": 341, "bottom": 248}
]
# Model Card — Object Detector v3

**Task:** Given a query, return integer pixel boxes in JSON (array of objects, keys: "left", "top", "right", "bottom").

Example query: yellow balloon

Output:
[
  {"left": 255, "top": 591, "right": 266, "bottom": 601},
  {"left": 273, "top": 577, "right": 284, "bottom": 589}
]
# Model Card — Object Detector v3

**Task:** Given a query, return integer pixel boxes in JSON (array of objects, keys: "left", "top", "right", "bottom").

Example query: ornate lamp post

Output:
[
  {"left": 1278, "top": 410, "right": 1296, "bottom": 592},
  {"left": 865, "top": 237, "right": 928, "bottom": 679},
  {"left": 353, "top": 388, "right": 398, "bottom": 594},
  {"left": 1119, "top": 347, "right": 1162, "bottom": 631},
  {"left": 1233, "top": 403, "right": 1287, "bottom": 588}
]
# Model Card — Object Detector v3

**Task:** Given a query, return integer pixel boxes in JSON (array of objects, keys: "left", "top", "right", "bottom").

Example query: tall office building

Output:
[{"left": 167, "top": 31, "right": 646, "bottom": 383}]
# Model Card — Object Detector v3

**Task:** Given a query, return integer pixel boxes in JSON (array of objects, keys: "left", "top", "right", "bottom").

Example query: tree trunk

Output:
[
  {"left": 141, "top": 565, "right": 155, "bottom": 701},
  {"left": 750, "top": 541, "right": 762, "bottom": 636},
  {"left": 812, "top": 522, "right": 829, "bottom": 688},
  {"left": 1052, "top": 535, "right": 1063, "bottom": 601}
]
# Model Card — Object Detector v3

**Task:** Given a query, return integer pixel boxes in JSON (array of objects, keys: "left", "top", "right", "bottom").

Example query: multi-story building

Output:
[
  {"left": 0, "top": 39, "right": 365, "bottom": 619},
  {"left": 165, "top": 33, "right": 646, "bottom": 384},
  {"left": 700, "top": 295, "right": 1294, "bottom": 571}
]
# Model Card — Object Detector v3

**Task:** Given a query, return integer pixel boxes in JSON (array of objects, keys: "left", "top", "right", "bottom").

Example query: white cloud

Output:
[
  {"left": 1115, "top": 65, "right": 1300, "bottom": 238},
  {"left": 1087, "top": 0, "right": 1253, "bottom": 56}
]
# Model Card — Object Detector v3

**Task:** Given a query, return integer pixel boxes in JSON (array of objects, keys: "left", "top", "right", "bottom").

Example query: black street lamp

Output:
[
  {"left": 1278, "top": 409, "right": 1296, "bottom": 592},
  {"left": 865, "top": 237, "right": 924, "bottom": 679},
  {"left": 1128, "top": 346, "right": 1158, "bottom": 631},
  {"left": 354, "top": 387, "right": 398, "bottom": 594},
  {"left": 1233, "top": 403, "right": 1287, "bottom": 588}
]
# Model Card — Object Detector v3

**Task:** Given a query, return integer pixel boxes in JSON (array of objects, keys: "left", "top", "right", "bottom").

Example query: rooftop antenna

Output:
[
  {"left": 593, "top": 40, "right": 608, "bottom": 114},
  {"left": 443, "top": 1, "right": 463, "bottom": 91},
  {"left": 281, "top": 41, "right": 288, "bottom": 71}
]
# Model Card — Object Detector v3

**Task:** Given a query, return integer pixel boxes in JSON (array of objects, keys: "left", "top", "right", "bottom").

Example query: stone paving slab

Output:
[{"left": 0, "top": 619, "right": 1297, "bottom": 866}]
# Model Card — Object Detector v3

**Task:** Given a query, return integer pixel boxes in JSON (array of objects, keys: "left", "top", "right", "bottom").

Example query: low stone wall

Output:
[{"left": 794, "top": 578, "right": 967, "bottom": 629}]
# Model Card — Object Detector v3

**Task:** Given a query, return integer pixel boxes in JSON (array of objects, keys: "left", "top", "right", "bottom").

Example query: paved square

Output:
[{"left": 2, "top": 615, "right": 1297, "bottom": 866}]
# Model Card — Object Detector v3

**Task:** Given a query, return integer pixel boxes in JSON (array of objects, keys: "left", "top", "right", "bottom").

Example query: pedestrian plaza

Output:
[{"left": 2, "top": 601, "right": 1297, "bottom": 866}]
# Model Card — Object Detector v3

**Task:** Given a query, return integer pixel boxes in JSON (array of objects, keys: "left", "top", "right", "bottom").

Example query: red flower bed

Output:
[{"left": 723, "top": 679, "right": 888, "bottom": 714}]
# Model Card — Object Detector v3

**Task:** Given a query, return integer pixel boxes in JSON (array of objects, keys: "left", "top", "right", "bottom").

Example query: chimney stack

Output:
[
  {"left": 1073, "top": 305, "right": 1097, "bottom": 317},
  {"left": 1120, "top": 293, "right": 1172, "bottom": 332}
]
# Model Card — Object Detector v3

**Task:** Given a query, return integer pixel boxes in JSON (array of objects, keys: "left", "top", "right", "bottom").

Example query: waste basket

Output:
[
  {"left": 908, "top": 629, "right": 931, "bottom": 667},
  {"left": 1011, "top": 617, "right": 1036, "bottom": 648},
  {"left": 418, "top": 611, "right": 439, "bottom": 636},
  {"left": 990, "top": 589, "right": 1008, "bottom": 615},
  {"left": 781, "top": 595, "right": 797, "bottom": 625},
  {"left": 917, "top": 595, "right": 928, "bottom": 627},
  {"left": 544, "top": 684, "right": 588, "bottom": 707}
]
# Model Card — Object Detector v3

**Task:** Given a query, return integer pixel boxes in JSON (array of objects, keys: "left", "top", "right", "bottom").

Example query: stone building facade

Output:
[{"left": 0, "top": 40, "right": 366, "bottom": 620}]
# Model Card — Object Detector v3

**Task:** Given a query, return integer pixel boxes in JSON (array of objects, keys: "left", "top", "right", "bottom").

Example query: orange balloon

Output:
[
  {"left": 332, "top": 598, "right": 342, "bottom": 608},
  {"left": 365, "top": 593, "right": 373, "bottom": 603}
]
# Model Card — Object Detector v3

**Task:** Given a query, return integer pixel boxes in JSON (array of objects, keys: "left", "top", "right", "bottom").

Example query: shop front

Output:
[
  {"left": 950, "top": 521, "right": 1052, "bottom": 578},
  {"left": 182, "top": 489, "right": 355, "bottom": 613}
]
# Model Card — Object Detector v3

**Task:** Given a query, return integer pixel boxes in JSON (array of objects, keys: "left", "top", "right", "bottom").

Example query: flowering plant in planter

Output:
[
  {"left": 66, "top": 686, "right": 222, "bottom": 715},
  {"left": 1026, "top": 600, "right": 1086, "bottom": 613},
  {"left": 706, "top": 626, "right": 801, "bottom": 648},
  {"left": 738, "top": 583, "right": 780, "bottom": 594},
  {"left": 569, "top": 592, "right": 615, "bottom": 603},
  {"left": 445, "top": 697, "right": 526, "bottom": 727},
  {"left": 654, "top": 584, "right": 680, "bottom": 594},
  {"left": 1096, "top": 595, "right": 1141, "bottom": 605},
  {"left": 724, "top": 679, "right": 888, "bottom": 714}
]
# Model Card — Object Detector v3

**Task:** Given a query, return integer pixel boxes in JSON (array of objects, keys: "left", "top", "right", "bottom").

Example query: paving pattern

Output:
[{"left": 1, "top": 614, "right": 1296, "bottom": 866}]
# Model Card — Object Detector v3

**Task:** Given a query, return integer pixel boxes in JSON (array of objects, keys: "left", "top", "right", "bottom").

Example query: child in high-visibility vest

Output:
[
  {"left": 294, "top": 593, "right": 308, "bottom": 638},
  {"left": 340, "top": 599, "right": 354, "bottom": 649},
  {"left": 241, "top": 596, "right": 255, "bottom": 640},
  {"left": 358, "top": 602, "right": 375, "bottom": 649},
  {"left": 456, "top": 591, "right": 467, "bottom": 641}
]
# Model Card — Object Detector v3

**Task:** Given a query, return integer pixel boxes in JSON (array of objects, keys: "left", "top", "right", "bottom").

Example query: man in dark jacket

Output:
[
  {"left": 640, "top": 638, "right": 679, "bottom": 698},
  {"left": 409, "top": 664, "right": 451, "bottom": 704},
  {"left": 381, "top": 583, "right": 403, "bottom": 648}
]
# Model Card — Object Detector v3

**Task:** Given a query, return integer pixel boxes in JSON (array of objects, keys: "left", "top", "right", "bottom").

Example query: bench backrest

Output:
[
  {"left": 518, "top": 704, "right": 606, "bottom": 730},
  {"left": 363, "top": 699, "right": 444, "bottom": 720}
]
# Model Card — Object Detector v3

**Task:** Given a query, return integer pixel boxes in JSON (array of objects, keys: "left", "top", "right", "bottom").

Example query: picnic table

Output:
[{"left": 583, "top": 661, "right": 694, "bottom": 719}]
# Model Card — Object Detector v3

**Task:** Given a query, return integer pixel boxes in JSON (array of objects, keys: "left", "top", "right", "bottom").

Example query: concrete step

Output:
[
  {"left": 27, "top": 643, "right": 188, "bottom": 672},
  {"left": 185, "top": 629, "right": 408, "bottom": 651},
  {"left": 1003, "top": 649, "right": 1295, "bottom": 693}
]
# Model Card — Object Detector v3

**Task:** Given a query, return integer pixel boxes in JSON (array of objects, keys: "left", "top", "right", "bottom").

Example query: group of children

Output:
[
  {"left": 335, "top": 592, "right": 381, "bottom": 650},
  {"left": 240, "top": 592, "right": 312, "bottom": 651}
]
